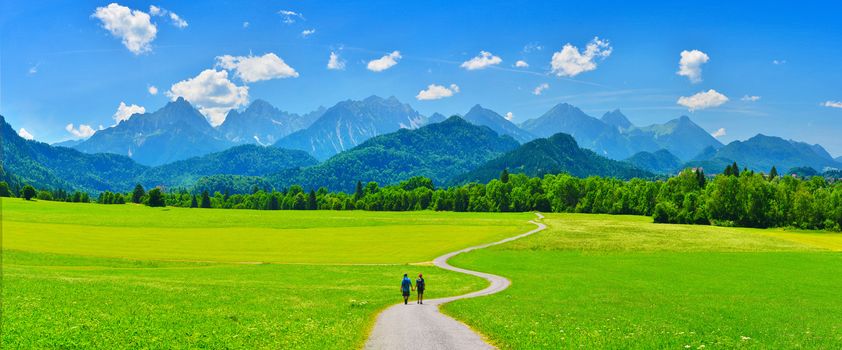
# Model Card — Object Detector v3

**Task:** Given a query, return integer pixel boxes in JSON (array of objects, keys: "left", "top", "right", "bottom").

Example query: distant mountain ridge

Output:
[
  {"left": 518, "top": 104, "right": 722, "bottom": 161},
  {"left": 686, "top": 134, "right": 842, "bottom": 173},
  {"left": 218, "top": 99, "right": 324, "bottom": 145},
  {"left": 271, "top": 116, "right": 520, "bottom": 192},
  {"left": 462, "top": 105, "right": 535, "bottom": 143},
  {"left": 74, "top": 97, "right": 231, "bottom": 166},
  {"left": 274, "top": 96, "right": 429, "bottom": 160}
]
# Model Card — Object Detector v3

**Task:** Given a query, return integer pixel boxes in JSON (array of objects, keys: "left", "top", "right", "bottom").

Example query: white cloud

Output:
[
  {"left": 148, "top": 85, "right": 158, "bottom": 95},
  {"left": 148, "top": 5, "right": 188, "bottom": 28},
  {"left": 112, "top": 102, "right": 146, "bottom": 124},
  {"left": 741, "top": 95, "right": 760, "bottom": 102},
  {"left": 514, "top": 60, "right": 529, "bottom": 68},
  {"left": 772, "top": 59, "right": 787, "bottom": 65},
  {"left": 416, "top": 84, "right": 460, "bottom": 101},
  {"left": 677, "top": 49, "right": 709, "bottom": 83},
  {"left": 461, "top": 51, "right": 502, "bottom": 70},
  {"left": 216, "top": 53, "right": 299, "bottom": 83},
  {"left": 532, "top": 83, "right": 550, "bottom": 95},
  {"left": 327, "top": 51, "right": 345, "bottom": 70},
  {"left": 65, "top": 123, "right": 96, "bottom": 139},
  {"left": 149, "top": 5, "right": 161, "bottom": 15},
  {"left": 711, "top": 127, "right": 726, "bottom": 138},
  {"left": 167, "top": 69, "right": 249, "bottom": 126},
  {"left": 278, "top": 10, "right": 303, "bottom": 24},
  {"left": 243, "top": 21, "right": 250, "bottom": 28},
  {"left": 28, "top": 64, "right": 39, "bottom": 75},
  {"left": 523, "top": 42, "right": 543, "bottom": 53},
  {"left": 677, "top": 89, "right": 729, "bottom": 111},
  {"left": 92, "top": 3, "right": 157, "bottom": 54},
  {"left": 367, "top": 51, "right": 402, "bottom": 72},
  {"left": 301, "top": 29, "right": 316, "bottom": 37},
  {"left": 505, "top": 112, "right": 514, "bottom": 121},
  {"left": 168, "top": 12, "right": 188, "bottom": 28},
  {"left": 18, "top": 128, "right": 34, "bottom": 140},
  {"left": 822, "top": 101, "right": 842, "bottom": 108},
  {"left": 550, "top": 37, "right": 612, "bottom": 77}
]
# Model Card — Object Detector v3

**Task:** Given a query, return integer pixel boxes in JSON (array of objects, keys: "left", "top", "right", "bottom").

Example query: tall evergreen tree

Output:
[
  {"left": 131, "top": 184, "right": 146, "bottom": 203},
  {"left": 500, "top": 168, "right": 510, "bottom": 183},
  {"left": 354, "top": 180, "right": 364, "bottom": 201},
  {"left": 769, "top": 166, "right": 778, "bottom": 180},
  {"left": 200, "top": 190, "right": 212, "bottom": 208},
  {"left": 696, "top": 169, "right": 706, "bottom": 188},
  {"left": 308, "top": 190, "right": 317, "bottom": 210},
  {"left": 732, "top": 162, "right": 740, "bottom": 177},
  {"left": 190, "top": 195, "right": 198, "bottom": 208}
]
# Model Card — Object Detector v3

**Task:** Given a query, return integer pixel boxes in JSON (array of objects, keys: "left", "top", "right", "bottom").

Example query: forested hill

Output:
[
  {"left": 624, "top": 149, "right": 683, "bottom": 174},
  {"left": 454, "top": 132, "right": 652, "bottom": 184},
  {"left": 269, "top": 116, "right": 520, "bottom": 192},
  {"left": 686, "top": 134, "right": 842, "bottom": 173},
  {"left": 135, "top": 145, "right": 318, "bottom": 189},
  {"left": 1, "top": 115, "right": 148, "bottom": 193}
]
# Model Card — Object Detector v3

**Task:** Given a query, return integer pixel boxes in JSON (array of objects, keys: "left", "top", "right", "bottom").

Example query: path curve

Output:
[{"left": 364, "top": 213, "right": 546, "bottom": 350}]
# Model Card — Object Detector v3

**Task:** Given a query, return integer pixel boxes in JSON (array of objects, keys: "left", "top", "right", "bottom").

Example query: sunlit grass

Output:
[
  {"left": 1, "top": 198, "right": 531, "bottom": 348},
  {"left": 442, "top": 213, "right": 842, "bottom": 349}
]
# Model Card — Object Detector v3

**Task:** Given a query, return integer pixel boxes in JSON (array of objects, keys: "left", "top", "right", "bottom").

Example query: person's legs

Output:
[
  {"left": 403, "top": 292, "right": 409, "bottom": 304},
  {"left": 419, "top": 291, "right": 423, "bottom": 304}
]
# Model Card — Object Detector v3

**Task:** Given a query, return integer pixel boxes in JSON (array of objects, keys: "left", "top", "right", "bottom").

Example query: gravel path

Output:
[{"left": 364, "top": 213, "right": 546, "bottom": 350}]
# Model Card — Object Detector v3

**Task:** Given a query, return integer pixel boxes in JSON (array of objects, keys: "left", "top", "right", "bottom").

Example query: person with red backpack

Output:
[{"left": 415, "top": 274, "right": 425, "bottom": 304}]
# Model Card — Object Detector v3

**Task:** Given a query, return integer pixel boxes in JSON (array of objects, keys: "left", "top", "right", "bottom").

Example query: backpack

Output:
[{"left": 416, "top": 278, "right": 425, "bottom": 290}]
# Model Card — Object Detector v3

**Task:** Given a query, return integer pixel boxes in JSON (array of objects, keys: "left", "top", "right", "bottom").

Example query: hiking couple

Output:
[{"left": 400, "top": 273, "right": 425, "bottom": 305}]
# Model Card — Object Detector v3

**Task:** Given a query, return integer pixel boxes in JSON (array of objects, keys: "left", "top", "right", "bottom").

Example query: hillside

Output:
[
  {"left": 275, "top": 96, "right": 427, "bottom": 160},
  {"left": 454, "top": 132, "right": 652, "bottom": 184},
  {"left": 624, "top": 149, "right": 683, "bottom": 174},
  {"left": 1, "top": 115, "right": 147, "bottom": 192},
  {"left": 74, "top": 97, "right": 232, "bottom": 166},
  {"left": 135, "top": 144, "right": 318, "bottom": 189},
  {"left": 271, "top": 116, "right": 520, "bottom": 192}
]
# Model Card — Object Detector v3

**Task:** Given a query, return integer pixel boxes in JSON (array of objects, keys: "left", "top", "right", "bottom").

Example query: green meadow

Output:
[
  {"left": 442, "top": 213, "right": 842, "bottom": 349},
  {"left": 1, "top": 198, "right": 531, "bottom": 348},
  {"left": 6, "top": 199, "right": 842, "bottom": 349}
]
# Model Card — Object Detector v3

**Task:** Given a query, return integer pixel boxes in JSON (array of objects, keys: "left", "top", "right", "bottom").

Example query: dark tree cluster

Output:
[{"left": 10, "top": 164, "right": 842, "bottom": 232}]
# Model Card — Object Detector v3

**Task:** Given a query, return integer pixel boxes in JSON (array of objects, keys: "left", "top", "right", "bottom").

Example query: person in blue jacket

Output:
[{"left": 401, "top": 273, "right": 414, "bottom": 305}]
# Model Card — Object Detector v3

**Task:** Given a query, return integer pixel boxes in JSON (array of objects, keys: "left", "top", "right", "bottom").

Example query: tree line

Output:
[{"left": 3, "top": 163, "right": 840, "bottom": 231}]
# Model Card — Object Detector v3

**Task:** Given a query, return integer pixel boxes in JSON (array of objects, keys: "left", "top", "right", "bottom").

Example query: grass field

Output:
[
  {"left": 442, "top": 213, "right": 842, "bottom": 349},
  {"left": 1, "top": 198, "right": 532, "bottom": 348}
]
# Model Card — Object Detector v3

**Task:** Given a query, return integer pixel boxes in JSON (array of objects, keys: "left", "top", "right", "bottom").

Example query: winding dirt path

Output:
[{"left": 364, "top": 213, "right": 546, "bottom": 350}]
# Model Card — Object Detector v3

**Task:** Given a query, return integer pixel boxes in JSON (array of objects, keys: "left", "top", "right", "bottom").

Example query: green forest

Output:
[{"left": 6, "top": 162, "right": 841, "bottom": 232}]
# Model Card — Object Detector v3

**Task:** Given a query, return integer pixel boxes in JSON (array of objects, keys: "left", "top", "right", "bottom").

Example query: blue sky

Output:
[{"left": 2, "top": 1, "right": 841, "bottom": 156}]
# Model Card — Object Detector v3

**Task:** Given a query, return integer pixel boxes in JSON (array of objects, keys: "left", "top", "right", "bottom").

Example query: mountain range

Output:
[
  {"left": 274, "top": 96, "right": 429, "bottom": 160},
  {"left": 3, "top": 95, "right": 840, "bottom": 195},
  {"left": 685, "top": 134, "right": 842, "bottom": 173},
  {"left": 218, "top": 99, "right": 324, "bottom": 146},
  {"left": 270, "top": 116, "right": 520, "bottom": 192}
]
